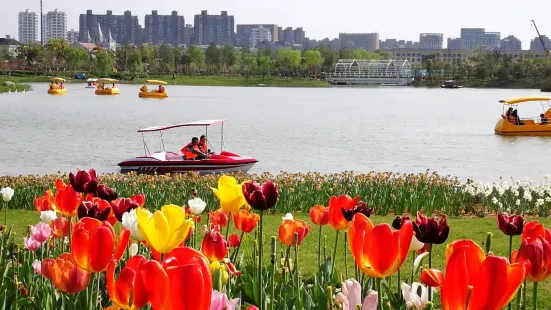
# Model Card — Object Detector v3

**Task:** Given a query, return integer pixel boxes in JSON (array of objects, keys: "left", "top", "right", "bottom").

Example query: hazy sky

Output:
[{"left": 2, "top": 0, "right": 551, "bottom": 49}]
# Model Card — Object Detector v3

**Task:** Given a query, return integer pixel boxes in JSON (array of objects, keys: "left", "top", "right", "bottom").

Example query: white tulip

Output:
[
  {"left": 129, "top": 243, "right": 139, "bottom": 257},
  {"left": 401, "top": 282, "right": 429, "bottom": 310},
  {"left": 0, "top": 187, "right": 14, "bottom": 202},
  {"left": 121, "top": 209, "right": 144, "bottom": 241},
  {"left": 40, "top": 210, "right": 57, "bottom": 224},
  {"left": 282, "top": 213, "right": 294, "bottom": 222},
  {"left": 188, "top": 197, "right": 207, "bottom": 215},
  {"left": 409, "top": 235, "right": 424, "bottom": 252}
]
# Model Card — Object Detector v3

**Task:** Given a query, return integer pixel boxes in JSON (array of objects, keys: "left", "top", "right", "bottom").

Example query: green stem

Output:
[
  {"left": 231, "top": 231, "right": 245, "bottom": 263},
  {"left": 317, "top": 225, "right": 322, "bottom": 267},
  {"left": 516, "top": 282, "right": 523, "bottom": 310},
  {"left": 411, "top": 251, "right": 416, "bottom": 283},
  {"left": 508, "top": 235, "right": 513, "bottom": 310},
  {"left": 377, "top": 278, "right": 383, "bottom": 310},
  {"left": 294, "top": 241, "right": 299, "bottom": 305},
  {"left": 397, "top": 268, "right": 401, "bottom": 301},
  {"left": 258, "top": 210, "right": 264, "bottom": 310},
  {"left": 428, "top": 243, "right": 433, "bottom": 302},
  {"left": 279, "top": 245, "right": 291, "bottom": 295},
  {"left": 271, "top": 242, "right": 276, "bottom": 310},
  {"left": 331, "top": 230, "right": 340, "bottom": 277},
  {"left": 3, "top": 203, "right": 7, "bottom": 227},
  {"left": 225, "top": 212, "right": 232, "bottom": 240},
  {"left": 344, "top": 231, "right": 348, "bottom": 279},
  {"left": 522, "top": 278, "right": 527, "bottom": 310},
  {"left": 533, "top": 281, "right": 538, "bottom": 310}
]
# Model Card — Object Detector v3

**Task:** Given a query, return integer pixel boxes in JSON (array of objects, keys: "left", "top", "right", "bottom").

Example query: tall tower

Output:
[{"left": 40, "top": 0, "right": 43, "bottom": 45}]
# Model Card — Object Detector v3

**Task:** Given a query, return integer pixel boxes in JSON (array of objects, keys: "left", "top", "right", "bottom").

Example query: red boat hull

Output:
[{"left": 117, "top": 151, "right": 258, "bottom": 175}]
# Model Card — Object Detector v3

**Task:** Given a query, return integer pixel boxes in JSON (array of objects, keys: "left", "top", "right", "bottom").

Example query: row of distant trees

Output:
[
  {"left": 2, "top": 39, "right": 551, "bottom": 82},
  {"left": 0, "top": 39, "right": 387, "bottom": 79}
]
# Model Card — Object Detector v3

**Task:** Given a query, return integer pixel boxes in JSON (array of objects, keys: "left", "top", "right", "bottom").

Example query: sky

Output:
[{"left": 2, "top": 0, "right": 551, "bottom": 49}]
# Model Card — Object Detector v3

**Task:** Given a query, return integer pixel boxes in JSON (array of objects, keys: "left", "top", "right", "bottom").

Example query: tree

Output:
[
  {"left": 276, "top": 48, "right": 301, "bottom": 78},
  {"left": 65, "top": 48, "right": 89, "bottom": 72},
  {"left": 205, "top": 44, "right": 221, "bottom": 72},
  {"left": 220, "top": 44, "right": 236, "bottom": 71},
  {"left": 127, "top": 50, "right": 143, "bottom": 76},
  {"left": 426, "top": 59, "right": 434, "bottom": 85},
  {"left": 303, "top": 50, "right": 323, "bottom": 76},
  {"left": 351, "top": 49, "right": 381, "bottom": 60},
  {"left": 182, "top": 46, "right": 206, "bottom": 74},
  {"left": 256, "top": 55, "right": 271, "bottom": 80},
  {"left": 243, "top": 55, "right": 257, "bottom": 81},
  {"left": 45, "top": 39, "right": 69, "bottom": 69},
  {"left": 95, "top": 50, "right": 114, "bottom": 77},
  {"left": 158, "top": 44, "right": 174, "bottom": 73}
]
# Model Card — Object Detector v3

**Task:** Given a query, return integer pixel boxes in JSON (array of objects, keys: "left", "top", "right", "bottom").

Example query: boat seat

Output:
[{"left": 150, "top": 152, "right": 166, "bottom": 161}]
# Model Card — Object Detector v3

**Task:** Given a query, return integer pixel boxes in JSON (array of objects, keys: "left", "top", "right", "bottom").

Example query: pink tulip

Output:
[
  {"left": 335, "top": 279, "right": 379, "bottom": 310},
  {"left": 32, "top": 259, "right": 42, "bottom": 275},
  {"left": 31, "top": 222, "right": 52, "bottom": 243},
  {"left": 210, "top": 290, "right": 239, "bottom": 310},
  {"left": 24, "top": 237, "right": 41, "bottom": 251}
]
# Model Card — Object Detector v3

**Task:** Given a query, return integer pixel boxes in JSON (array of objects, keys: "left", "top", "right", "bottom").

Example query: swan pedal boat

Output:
[
  {"left": 139, "top": 80, "right": 168, "bottom": 98},
  {"left": 118, "top": 119, "right": 258, "bottom": 174},
  {"left": 494, "top": 96, "right": 551, "bottom": 136},
  {"left": 86, "top": 78, "right": 98, "bottom": 89},
  {"left": 95, "top": 78, "right": 121, "bottom": 95},
  {"left": 47, "top": 77, "right": 67, "bottom": 95}
]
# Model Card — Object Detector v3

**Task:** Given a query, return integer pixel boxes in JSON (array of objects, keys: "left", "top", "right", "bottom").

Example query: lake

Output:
[{"left": 0, "top": 82, "right": 549, "bottom": 182}]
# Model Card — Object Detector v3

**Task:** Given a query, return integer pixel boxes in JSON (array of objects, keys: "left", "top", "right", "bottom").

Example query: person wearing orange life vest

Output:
[
  {"left": 181, "top": 137, "right": 207, "bottom": 160},
  {"left": 199, "top": 135, "right": 215, "bottom": 155}
]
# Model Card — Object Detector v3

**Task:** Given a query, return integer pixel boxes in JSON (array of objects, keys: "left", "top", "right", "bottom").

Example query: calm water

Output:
[{"left": 0, "top": 83, "right": 549, "bottom": 182}]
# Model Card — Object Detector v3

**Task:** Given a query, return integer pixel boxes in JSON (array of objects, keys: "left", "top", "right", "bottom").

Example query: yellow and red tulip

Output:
[
  {"left": 327, "top": 195, "right": 359, "bottom": 231},
  {"left": 278, "top": 218, "right": 311, "bottom": 246},
  {"left": 54, "top": 184, "right": 83, "bottom": 217},
  {"left": 309, "top": 204, "right": 329, "bottom": 226},
  {"left": 41, "top": 253, "right": 90, "bottom": 294},
  {"left": 233, "top": 209, "right": 259, "bottom": 233},
  {"left": 106, "top": 256, "right": 150, "bottom": 310},
  {"left": 201, "top": 228, "right": 228, "bottom": 262}
]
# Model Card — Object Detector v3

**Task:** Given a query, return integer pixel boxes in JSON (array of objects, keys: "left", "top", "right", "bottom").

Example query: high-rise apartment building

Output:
[
  {"left": 183, "top": 24, "right": 194, "bottom": 45},
  {"left": 193, "top": 10, "right": 234, "bottom": 45},
  {"left": 67, "top": 29, "right": 79, "bottom": 43},
  {"left": 18, "top": 10, "right": 39, "bottom": 44},
  {"left": 144, "top": 10, "right": 185, "bottom": 46},
  {"left": 43, "top": 9, "right": 67, "bottom": 42},
  {"left": 447, "top": 38, "right": 461, "bottom": 50},
  {"left": 339, "top": 33, "right": 380, "bottom": 51},
  {"left": 294, "top": 27, "right": 305, "bottom": 44},
  {"left": 419, "top": 33, "right": 443, "bottom": 49},
  {"left": 236, "top": 24, "right": 278, "bottom": 47},
  {"left": 500, "top": 35, "right": 521, "bottom": 52},
  {"left": 248, "top": 26, "right": 272, "bottom": 49},
  {"left": 530, "top": 35, "right": 551, "bottom": 54},
  {"left": 78, "top": 10, "right": 143, "bottom": 44},
  {"left": 460, "top": 28, "right": 500, "bottom": 50}
]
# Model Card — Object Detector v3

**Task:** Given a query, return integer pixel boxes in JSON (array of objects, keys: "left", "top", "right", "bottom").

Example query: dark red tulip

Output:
[
  {"left": 341, "top": 201, "right": 373, "bottom": 221},
  {"left": 242, "top": 180, "right": 279, "bottom": 211},
  {"left": 228, "top": 233, "right": 241, "bottom": 248},
  {"left": 69, "top": 169, "right": 98, "bottom": 194},
  {"left": 412, "top": 212, "right": 449, "bottom": 244},
  {"left": 110, "top": 198, "right": 139, "bottom": 222},
  {"left": 497, "top": 212, "right": 525, "bottom": 236},
  {"left": 96, "top": 184, "right": 118, "bottom": 202},
  {"left": 77, "top": 201, "right": 112, "bottom": 222},
  {"left": 392, "top": 215, "right": 411, "bottom": 230}
]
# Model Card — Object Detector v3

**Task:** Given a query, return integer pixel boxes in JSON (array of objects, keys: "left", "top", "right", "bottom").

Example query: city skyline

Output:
[{"left": 2, "top": 0, "right": 551, "bottom": 49}]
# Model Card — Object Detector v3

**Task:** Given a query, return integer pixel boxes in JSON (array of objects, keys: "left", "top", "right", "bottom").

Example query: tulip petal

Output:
[
  {"left": 362, "top": 224, "right": 399, "bottom": 278},
  {"left": 141, "top": 260, "right": 169, "bottom": 310},
  {"left": 88, "top": 226, "right": 115, "bottom": 272},
  {"left": 441, "top": 247, "right": 469, "bottom": 310},
  {"left": 445, "top": 240, "right": 485, "bottom": 285},
  {"left": 113, "top": 229, "right": 131, "bottom": 261}
]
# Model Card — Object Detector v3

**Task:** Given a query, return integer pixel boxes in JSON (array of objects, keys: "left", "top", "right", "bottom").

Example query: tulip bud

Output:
[
  {"left": 270, "top": 236, "right": 277, "bottom": 264},
  {"left": 485, "top": 232, "right": 493, "bottom": 255}
]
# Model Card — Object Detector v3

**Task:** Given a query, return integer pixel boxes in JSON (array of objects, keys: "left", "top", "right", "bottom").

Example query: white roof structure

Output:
[{"left": 333, "top": 59, "right": 412, "bottom": 78}]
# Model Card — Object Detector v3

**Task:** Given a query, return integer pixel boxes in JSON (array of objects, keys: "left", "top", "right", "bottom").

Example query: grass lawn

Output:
[
  {"left": 0, "top": 83, "right": 31, "bottom": 93},
  {"left": 6, "top": 209, "right": 551, "bottom": 307}
]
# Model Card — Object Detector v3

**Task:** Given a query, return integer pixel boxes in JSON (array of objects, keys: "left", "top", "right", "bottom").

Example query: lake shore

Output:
[{"left": 0, "top": 83, "right": 31, "bottom": 93}]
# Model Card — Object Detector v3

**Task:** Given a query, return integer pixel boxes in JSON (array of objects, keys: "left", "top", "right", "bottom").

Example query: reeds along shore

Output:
[{"left": 2, "top": 170, "right": 551, "bottom": 216}]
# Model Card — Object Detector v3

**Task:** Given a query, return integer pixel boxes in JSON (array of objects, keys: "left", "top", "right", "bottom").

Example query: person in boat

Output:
[
  {"left": 181, "top": 137, "right": 207, "bottom": 160},
  {"left": 511, "top": 109, "right": 523, "bottom": 125},
  {"left": 199, "top": 135, "right": 215, "bottom": 155},
  {"left": 59, "top": 83, "right": 64, "bottom": 89},
  {"left": 505, "top": 107, "right": 513, "bottom": 118},
  {"left": 158, "top": 85, "right": 165, "bottom": 93},
  {"left": 140, "top": 85, "right": 148, "bottom": 92},
  {"left": 541, "top": 113, "right": 550, "bottom": 124}
]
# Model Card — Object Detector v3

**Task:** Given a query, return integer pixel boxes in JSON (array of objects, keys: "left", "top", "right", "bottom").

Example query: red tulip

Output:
[
  {"left": 96, "top": 184, "right": 118, "bottom": 202},
  {"left": 347, "top": 213, "right": 412, "bottom": 278},
  {"left": 341, "top": 201, "right": 373, "bottom": 221},
  {"left": 242, "top": 180, "right": 279, "bottom": 210},
  {"left": 392, "top": 215, "right": 411, "bottom": 230},
  {"left": 228, "top": 233, "right": 241, "bottom": 248},
  {"left": 50, "top": 217, "right": 69, "bottom": 238},
  {"left": 41, "top": 253, "right": 90, "bottom": 294},
  {"left": 55, "top": 184, "right": 83, "bottom": 217},
  {"left": 279, "top": 218, "right": 311, "bottom": 246},
  {"left": 140, "top": 247, "right": 212, "bottom": 310},
  {"left": 327, "top": 195, "right": 359, "bottom": 231},
  {"left": 107, "top": 256, "right": 150, "bottom": 310},
  {"left": 34, "top": 191, "right": 54, "bottom": 212},
  {"left": 130, "top": 193, "right": 146, "bottom": 207},
  {"left": 413, "top": 212, "right": 449, "bottom": 244},
  {"left": 233, "top": 209, "right": 259, "bottom": 233},
  {"left": 69, "top": 169, "right": 98, "bottom": 194},
  {"left": 309, "top": 205, "right": 329, "bottom": 226},
  {"left": 209, "top": 208, "right": 229, "bottom": 227},
  {"left": 110, "top": 198, "right": 139, "bottom": 222},
  {"left": 71, "top": 217, "right": 130, "bottom": 272},
  {"left": 497, "top": 213, "right": 525, "bottom": 236},
  {"left": 77, "top": 200, "right": 112, "bottom": 222},
  {"left": 201, "top": 228, "right": 228, "bottom": 262}
]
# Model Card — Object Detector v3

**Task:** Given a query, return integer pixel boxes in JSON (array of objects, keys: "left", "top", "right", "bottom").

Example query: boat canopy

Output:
[
  {"left": 97, "top": 78, "right": 119, "bottom": 83},
  {"left": 144, "top": 80, "right": 168, "bottom": 85},
  {"left": 87, "top": 78, "right": 98, "bottom": 82},
  {"left": 138, "top": 120, "right": 227, "bottom": 132},
  {"left": 499, "top": 97, "right": 551, "bottom": 104},
  {"left": 49, "top": 77, "right": 66, "bottom": 82}
]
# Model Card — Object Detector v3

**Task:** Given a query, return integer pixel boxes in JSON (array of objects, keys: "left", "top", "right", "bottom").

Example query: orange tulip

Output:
[
  {"left": 55, "top": 184, "right": 83, "bottom": 217},
  {"left": 41, "top": 253, "right": 90, "bottom": 294},
  {"left": 278, "top": 219, "right": 311, "bottom": 246},
  {"left": 209, "top": 208, "right": 229, "bottom": 227},
  {"left": 106, "top": 256, "right": 150, "bottom": 310},
  {"left": 201, "top": 228, "right": 227, "bottom": 262},
  {"left": 130, "top": 193, "right": 146, "bottom": 207},
  {"left": 327, "top": 195, "right": 359, "bottom": 231},
  {"left": 422, "top": 240, "right": 525, "bottom": 310},
  {"left": 140, "top": 247, "right": 212, "bottom": 310},
  {"left": 233, "top": 209, "right": 259, "bottom": 233},
  {"left": 50, "top": 217, "right": 69, "bottom": 238},
  {"left": 421, "top": 268, "right": 444, "bottom": 287},
  {"left": 34, "top": 191, "right": 54, "bottom": 212},
  {"left": 309, "top": 205, "right": 329, "bottom": 226},
  {"left": 71, "top": 218, "right": 130, "bottom": 273},
  {"left": 347, "top": 213, "right": 412, "bottom": 278}
]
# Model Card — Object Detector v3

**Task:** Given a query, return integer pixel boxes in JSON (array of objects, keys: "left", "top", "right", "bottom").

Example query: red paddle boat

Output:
[{"left": 117, "top": 120, "right": 258, "bottom": 174}]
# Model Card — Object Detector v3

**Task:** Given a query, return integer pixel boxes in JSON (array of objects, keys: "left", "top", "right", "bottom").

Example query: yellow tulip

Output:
[
  {"left": 136, "top": 204, "right": 194, "bottom": 254},
  {"left": 211, "top": 175, "right": 247, "bottom": 213}
]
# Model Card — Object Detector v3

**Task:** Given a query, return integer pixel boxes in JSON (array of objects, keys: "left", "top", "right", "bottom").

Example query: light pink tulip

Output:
[
  {"left": 24, "top": 237, "right": 41, "bottom": 251},
  {"left": 31, "top": 222, "right": 51, "bottom": 243},
  {"left": 336, "top": 279, "right": 379, "bottom": 310},
  {"left": 32, "top": 259, "right": 42, "bottom": 275},
  {"left": 210, "top": 290, "right": 239, "bottom": 310}
]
